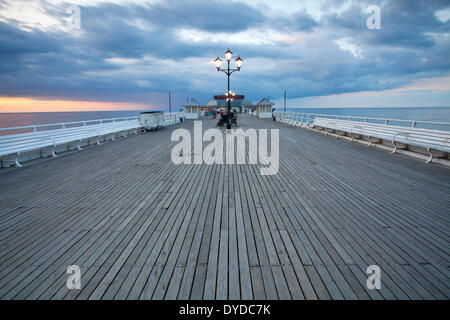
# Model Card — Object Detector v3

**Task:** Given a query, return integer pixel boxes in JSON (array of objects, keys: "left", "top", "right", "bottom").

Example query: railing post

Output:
[{"left": 411, "top": 120, "right": 416, "bottom": 128}]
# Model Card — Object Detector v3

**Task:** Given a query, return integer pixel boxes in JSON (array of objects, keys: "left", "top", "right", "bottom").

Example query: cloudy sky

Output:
[{"left": 0, "top": 0, "right": 449, "bottom": 112}]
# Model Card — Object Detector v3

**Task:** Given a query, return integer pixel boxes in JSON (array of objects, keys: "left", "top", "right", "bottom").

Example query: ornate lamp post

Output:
[{"left": 214, "top": 49, "right": 243, "bottom": 129}]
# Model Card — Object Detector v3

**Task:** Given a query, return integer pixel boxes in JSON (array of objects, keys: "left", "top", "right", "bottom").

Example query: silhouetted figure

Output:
[{"left": 217, "top": 110, "right": 227, "bottom": 126}]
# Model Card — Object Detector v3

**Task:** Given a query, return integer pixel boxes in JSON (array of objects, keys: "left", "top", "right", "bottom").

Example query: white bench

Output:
[
  {"left": 276, "top": 113, "right": 314, "bottom": 128},
  {"left": 313, "top": 118, "right": 450, "bottom": 163},
  {"left": 0, "top": 118, "right": 142, "bottom": 167},
  {"left": 162, "top": 113, "right": 183, "bottom": 127},
  {"left": 0, "top": 132, "right": 55, "bottom": 167}
]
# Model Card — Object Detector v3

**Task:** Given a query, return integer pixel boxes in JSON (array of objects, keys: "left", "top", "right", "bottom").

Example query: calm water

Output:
[
  {"left": 0, "top": 110, "right": 144, "bottom": 129},
  {"left": 1, "top": 107, "right": 449, "bottom": 130},
  {"left": 281, "top": 107, "right": 450, "bottom": 123},
  {"left": 277, "top": 107, "right": 450, "bottom": 130}
]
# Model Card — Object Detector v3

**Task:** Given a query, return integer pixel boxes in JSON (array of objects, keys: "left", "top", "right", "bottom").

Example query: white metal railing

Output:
[
  {"left": 274, "top": 111, "right": 450, "bottom": 164},
  {"left": 0, "top": 116, "right": 141, "bottom": 136},
  {"left": 162, "top": 112, "right": 183, "bottom": 126},
  {"left": 0, "top": 112, "right": 184, "bottom": 167},
  {"left": 274, "top": 111, "right": 450, "bottom": 131},
  {"left": 0, "top": 112, "right": 184, "bottom": 136}
]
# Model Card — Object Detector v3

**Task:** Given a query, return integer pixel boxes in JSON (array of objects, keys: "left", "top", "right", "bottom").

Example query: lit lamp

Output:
[
  {"left": 215, "top": 57, "right": 223, "bottom": 71},
  {"left": 235, "top": 56, "right": 243, "bottom": 70},
  {"left": 225, "top": 49, "right": 233, "bottom": 61},
  {"left": 213, "top": 49, "right": 244, "bottom": 129}
]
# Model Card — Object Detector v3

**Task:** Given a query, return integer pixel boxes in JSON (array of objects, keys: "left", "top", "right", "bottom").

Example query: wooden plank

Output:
[{"left": 0, "top": 114, "right": 448, "bottom": 300}]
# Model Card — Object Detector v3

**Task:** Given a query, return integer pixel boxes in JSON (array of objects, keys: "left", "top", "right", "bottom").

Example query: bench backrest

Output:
[
  {"left": 313, "top": 118, "right": 450, "bottom": 150},
  {"left": 0, "top": 119, "right": 142, "bottom": 158}
]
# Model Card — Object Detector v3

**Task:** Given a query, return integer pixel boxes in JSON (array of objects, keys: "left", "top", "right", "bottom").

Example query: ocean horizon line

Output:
[{"left": 1, "top": 105, "right": 450, "bottom": 114}]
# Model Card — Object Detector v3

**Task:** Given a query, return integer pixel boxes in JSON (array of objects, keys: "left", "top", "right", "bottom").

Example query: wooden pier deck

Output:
[{"left": 0, "top": 114, "right": 449, "bottom": 300}]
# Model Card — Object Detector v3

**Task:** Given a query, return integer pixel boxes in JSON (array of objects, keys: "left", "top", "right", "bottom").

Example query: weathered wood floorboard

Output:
[{"left": 0, "top": 114, "right": 448, "bottom": 300}]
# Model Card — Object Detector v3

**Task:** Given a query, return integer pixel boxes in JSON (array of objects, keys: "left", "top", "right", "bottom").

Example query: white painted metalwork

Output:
[
  {"left": 0, "top": 113, "right": 182, "bottom": 168},
  {"left": 275, "top": 111, "right": 450, "bottom": 130},
  {"left": 274, "top": 111, "right": 450, "bottom": 164}
]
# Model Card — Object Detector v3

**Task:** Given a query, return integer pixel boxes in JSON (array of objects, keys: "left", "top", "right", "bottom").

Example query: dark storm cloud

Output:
[
  {"left": 326, "top": 0, "right": 450, "bottom": 48},
  {"left": 0, "top": 0, "right": 449, "bottom": 104},
  {"left": 140, "top": 0, "right": 264, "bottom": 32},
  {"left": 269, "top": 9, "right": 319, "bottom": 32},
  {"left": 0, "top": 21, "right": 60, "bottom": 56}
]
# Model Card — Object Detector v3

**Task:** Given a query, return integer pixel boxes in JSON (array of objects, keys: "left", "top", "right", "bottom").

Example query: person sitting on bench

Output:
[{"left": 230, "top": 110, "right": 237, "bottom": 127}]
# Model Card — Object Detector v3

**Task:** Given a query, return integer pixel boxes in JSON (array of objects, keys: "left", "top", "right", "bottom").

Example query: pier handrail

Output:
[
  {"left": 274, "top": 111, "right": 450, "bottom": 164},
  {"left": 274, "top": 111, "right": 450, "bottom": 130},
  {"left": 0, "top": 112, "right": 183, "bottom": 135},
  {"left": 0, "top": 116, "right": 141, "bottom": 135},
  {"left": 0, "top": 112, "right": 183, "bottom": 167}
]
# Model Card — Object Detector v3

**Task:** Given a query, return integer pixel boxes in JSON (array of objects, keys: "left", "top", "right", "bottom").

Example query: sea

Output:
[
  {"left": 279, "top": 107, "right": 450, "bottom": 130},
  {"left": 0, "top": 107, "right": 449, "bottom": 131},
  {"left": 0, "top": 110, "right": 145, "bottom": 129},
  {"left": 282, "top": 107, "right": 450, "bottom": 123}
]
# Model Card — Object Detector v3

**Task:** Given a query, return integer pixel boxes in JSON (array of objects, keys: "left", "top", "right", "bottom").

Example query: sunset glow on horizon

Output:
[
  {"left": 1, "top": 1, "right": 449, "bottom": 109},
  {"left": 0, "top": 97, "right": 153, "bottom": 113}
]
